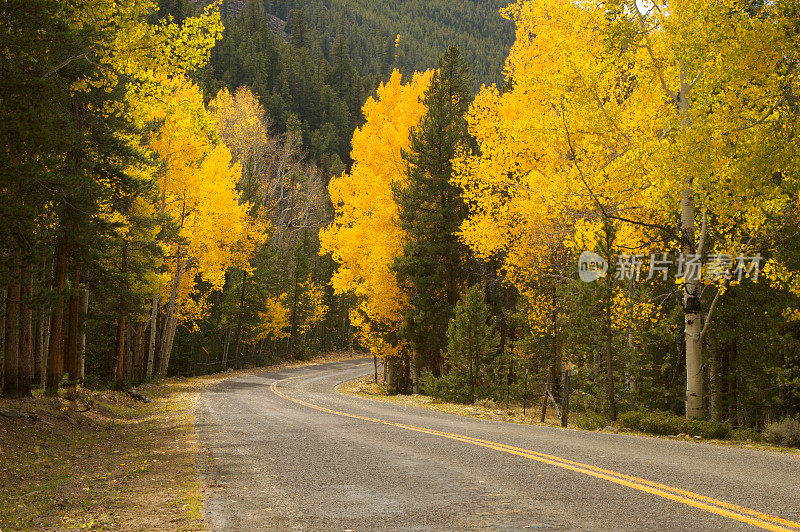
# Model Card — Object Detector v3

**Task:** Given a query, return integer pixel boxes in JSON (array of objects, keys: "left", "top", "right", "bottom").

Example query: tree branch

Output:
[
  {"left": 632, "top": 2, "right": 678, "bottom": 104},
  {"left": 41, "top": 51, "right": 91, "bottom": 79}
]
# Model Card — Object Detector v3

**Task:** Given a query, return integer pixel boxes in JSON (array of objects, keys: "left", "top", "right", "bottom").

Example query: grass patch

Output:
[
  {"left": 0, "top": 380, "right": 208, "bottom": 531},
  {"left": 337, "top": 374, "right": 565, "bottom": 426}
]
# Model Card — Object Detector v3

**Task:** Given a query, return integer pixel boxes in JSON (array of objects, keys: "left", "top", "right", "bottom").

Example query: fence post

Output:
[{"left": 561, "top": 368, "right": 570, "bottom": 428}]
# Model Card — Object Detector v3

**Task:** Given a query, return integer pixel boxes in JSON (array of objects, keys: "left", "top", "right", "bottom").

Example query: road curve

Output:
[{"left": 196, "top": 358, "right": 800, "bottom": 531}]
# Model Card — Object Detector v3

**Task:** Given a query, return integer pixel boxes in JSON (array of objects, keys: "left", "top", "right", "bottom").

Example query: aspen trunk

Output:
[
  {"left": 146, "top": 294, "right": 159, "bottom": 378},
  {"left": 222, "top": 327, "right": 231, "bottom": 369},
  {"left": 18, "top": 263, "right": 33, "bottom": 397},
  {"left": 681, "top": 186, "right": 703, "bottom": 419},
  {"left": 161, "top": 309, "right": 180, "bottom": 377},
  {"left": 158, "top": 254, "right": 186, "bottom": 377},
  {"left": 132, "top": 322, "right": 144, "bottom": 382},
  {"left": 46, "top": 239, "right": 67, "bottom": 391},
  {"left": 677, "top": 66, "right": 704, "bottom": 419},
  {"left": 2, "top": 266, "right": 21, "bottom": 398}
]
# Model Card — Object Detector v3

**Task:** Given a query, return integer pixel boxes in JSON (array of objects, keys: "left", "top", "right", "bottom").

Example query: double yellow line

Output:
[{"left": 271, "top": 377, "right": 800, "bottom": 531}]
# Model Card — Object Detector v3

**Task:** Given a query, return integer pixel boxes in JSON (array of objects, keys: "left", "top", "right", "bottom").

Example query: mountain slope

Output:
[{"left": 265, "top": 0, "right": 515, "bottom": 89}]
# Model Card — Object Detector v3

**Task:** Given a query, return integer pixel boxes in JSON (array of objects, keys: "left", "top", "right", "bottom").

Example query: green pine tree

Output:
[
  {"left": 392, "top": 45, "right": 477, "bottom": 376},
  {"left": 288, "top": 8, "right": 307, "bottom": 48},
  {"left": 444, "top": 285, "right": 500, "bottom": 402}
]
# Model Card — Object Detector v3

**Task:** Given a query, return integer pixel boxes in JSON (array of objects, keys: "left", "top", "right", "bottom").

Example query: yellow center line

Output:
[{"left": 271, "top": 377, "right": 800, "bottom": 531}]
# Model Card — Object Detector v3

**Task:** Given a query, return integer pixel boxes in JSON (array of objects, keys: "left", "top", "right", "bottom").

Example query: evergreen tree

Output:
[
  {"left": 443, "top": 285, "right": 500, "bottom": 402},
  {"left": 288, "top": 8, "right": 308, "bottom": 48},
  {"left": 393, "top": 45, "right": 476, "bottom": 377}
]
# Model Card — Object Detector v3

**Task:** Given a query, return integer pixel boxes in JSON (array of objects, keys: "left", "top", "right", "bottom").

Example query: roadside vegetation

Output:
[
  {"left": 0, "top": 379, "right": 206, "bottom": 531},
  {"left": 340, "top": 374, "right": 800, "bottom": 451},
  {"left": 0, "top": 352, "right": 360, "bottom": 530}
]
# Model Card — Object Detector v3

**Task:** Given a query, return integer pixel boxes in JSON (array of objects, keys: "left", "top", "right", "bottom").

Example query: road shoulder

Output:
[{"left": 337, "top": 374, "right": 800, "bottom": 456}]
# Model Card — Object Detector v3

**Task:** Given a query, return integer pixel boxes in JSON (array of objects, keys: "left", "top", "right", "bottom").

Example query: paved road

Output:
[{"left": 196, "top": 358, "right": 800, "bottom": 531}]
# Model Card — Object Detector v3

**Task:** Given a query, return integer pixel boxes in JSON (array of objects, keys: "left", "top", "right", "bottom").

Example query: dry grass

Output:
[
  {"left": 0, "top": 380, "right": 208, "bottom": 531},
  {"left": 336, "top": 374, "right": 566, "bottom": 427}
]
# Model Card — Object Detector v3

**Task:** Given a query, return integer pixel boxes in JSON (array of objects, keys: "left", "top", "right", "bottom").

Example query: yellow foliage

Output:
[
  {"left": 457, "top": 0, "right": 798, "bottom": 338},
  {"left": 320, "top": 69, "right": 433, "bottom": 356},
  {"left": 140, "top": 75, "right": 265, "bottom": 326},
  {"left": 253, "top": 296, "right": 291, "bottom": 341}
]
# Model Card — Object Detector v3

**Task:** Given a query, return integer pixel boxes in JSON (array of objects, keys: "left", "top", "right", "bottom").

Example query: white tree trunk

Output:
[
  {"left": 146, "top": 294, "right": 159, "bottom": 378},
  {"left": 222, "top": 327, "right": 232, "bottom": 369},
  {"left": 682, "top": 186, "right": 704, "bottom": 419},
  {"left": 158, "top": 254, "right": 186, "bottom": 377},
  {"left": 678, "top": 66, "right": 704, "bottom": 419}
]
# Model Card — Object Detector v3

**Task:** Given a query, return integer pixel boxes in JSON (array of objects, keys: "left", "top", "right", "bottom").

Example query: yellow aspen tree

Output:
[
  {"left": 144, "top": 75, "right": 262, "bottom": 376},
  {"left": 456, "top": 0, "right": 799, "bottom": 418},
  {"left": 320, "top": 69, "right": 434, "bottom": 361}
]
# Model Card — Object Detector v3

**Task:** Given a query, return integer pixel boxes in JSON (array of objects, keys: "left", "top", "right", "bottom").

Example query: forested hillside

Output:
[
  {"left": 262, "top": 0, "right": 514, "bottom": 90},
  {"left": 196, "top": 0, "right": 514, "bottom": 169}
]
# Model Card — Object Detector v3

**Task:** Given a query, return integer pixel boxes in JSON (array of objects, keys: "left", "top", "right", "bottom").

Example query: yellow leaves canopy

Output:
[
  {"left": 320, "top": 69, "right": 433, "bottom": 356},
  {"left": 457, "top": 0, "right": 798, "bottom": 292},
  {"left": 145, "top": 75, "right": 265, "bottom": 324}
]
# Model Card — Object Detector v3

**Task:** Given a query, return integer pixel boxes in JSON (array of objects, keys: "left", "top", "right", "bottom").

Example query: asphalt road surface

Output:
[{"left": 196, "top": 358, "right": 800, "bottom": 531}]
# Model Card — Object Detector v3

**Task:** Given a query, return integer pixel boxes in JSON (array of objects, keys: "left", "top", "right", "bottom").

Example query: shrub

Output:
[
  {"left": 729, "top": 428, "right": 762, "bottom": 442},
  {"left": 619, "top": 410, "right": 730, "bottom": 439},
  {"left": 575, "top": 411, "right": 606, "bottom": 430},
  {"left": 420, "top": 371, "right": 474, "bottom": 404},
  {"left": 474, "top": 397, "right": 497, "bottom": 409},
  {"left": 686, "top": 418, "right": 731, "bottom": 440},
  {"left": 619, "top": 411, "right": 645, "bottom": 431},
  {"left": 638, "top": 411, "right": 685, "bottom": 436},
  {"left": 764, "top": 417, "right": 800, "bottom": 447}
]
